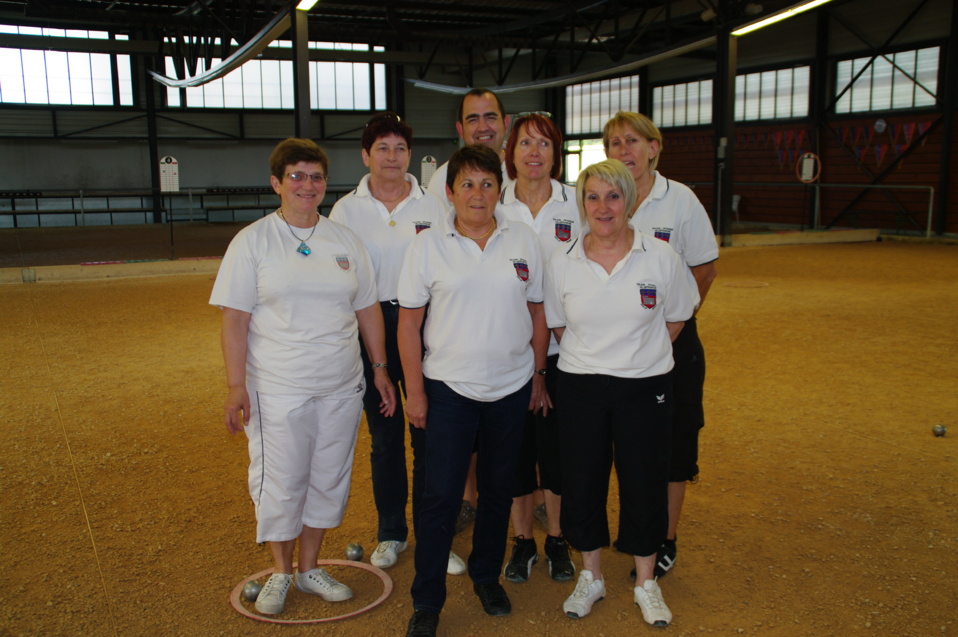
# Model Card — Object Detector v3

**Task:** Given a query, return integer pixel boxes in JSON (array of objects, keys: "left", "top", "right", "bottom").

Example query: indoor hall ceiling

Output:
[{"left": 0, "top": 0, "right": 807, "bottom": 88}]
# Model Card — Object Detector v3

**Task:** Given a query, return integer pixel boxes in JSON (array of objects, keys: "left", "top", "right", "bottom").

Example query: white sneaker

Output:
[
  {"left": 370, "top": 540, "right": 408, "bottom": 568},
  {"left": 447, "top": 551, "right": 467, "bottom": 575},
  {"left": 254, "top": 572, "right": 292, "bottom": 615},
  {"left": 635, "top": 578, "right": 672, "bottom": 626},
  {"left": 294, "top": 567, "right": 353, "bottom": 602},
  {"left": 563, "top": 569, "right": 605, "bottom": 618}
]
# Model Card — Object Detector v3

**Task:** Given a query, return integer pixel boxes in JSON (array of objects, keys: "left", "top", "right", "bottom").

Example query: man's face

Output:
[{"left": 456, "top": 93, "right": 509, "bottom": 153}]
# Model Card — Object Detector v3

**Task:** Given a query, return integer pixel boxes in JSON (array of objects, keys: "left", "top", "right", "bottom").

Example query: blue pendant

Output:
[{"left": 297, "top": 242, "right": 311, "bottom": 255}]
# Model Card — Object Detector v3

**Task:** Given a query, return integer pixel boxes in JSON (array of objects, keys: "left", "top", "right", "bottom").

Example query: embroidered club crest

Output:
[
  {"left": 653, "top": 228, "right": 672, "bottom": 242},
  {"left": 555, "top": 220, "right": 572, "bottom": 242},
  {"left": 335, "top": 255, "right": 351, "bottom": 271},
  {"left": 639, "top": 284, "right": 657, "bottom": 309},
  {"left": 512, "top": 259, "right": 530, "bottom": 282},
  {"left": 415, "top": 222, "right": 432, "bottom": 234}
]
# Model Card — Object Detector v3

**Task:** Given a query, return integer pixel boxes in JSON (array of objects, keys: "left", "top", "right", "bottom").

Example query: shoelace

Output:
[
  {"left": 374, "top": 541, "right": 397, "bottom": 556},
  {"left": 307, "top": 569, "right": 341, "bottom": 591},
  {"left": 643, "top": 585, "right": 666, "bottom": 609},
  {"left": 572, "top": 577, "right": 595, "bottom": 598},
  {"left": 262, "top": 574, "right": 291, "bottom": 596}
]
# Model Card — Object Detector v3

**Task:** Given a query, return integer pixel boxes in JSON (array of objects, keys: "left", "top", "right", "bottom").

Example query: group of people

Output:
[{"left": 209, "top": 88, "right": 718, "bottom": 637}]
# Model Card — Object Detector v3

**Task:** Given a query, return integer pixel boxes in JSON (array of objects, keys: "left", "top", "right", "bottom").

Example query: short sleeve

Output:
[
  {"left": 397, "top": 233, "right": 430, "bottom": 309},
  {"left": 209, "top": 230, "right": 257, "bottom": 312},
  {"left": 543, "top": 255, "right": 567, "bottom": 329}
]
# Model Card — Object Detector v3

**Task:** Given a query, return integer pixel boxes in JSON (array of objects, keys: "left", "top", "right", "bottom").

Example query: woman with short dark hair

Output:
[
  {"left": 398, "top": 145, "right": 549, "bottom": 637},
  {"left": 211, "top": 137, "right": 396, "bottom": 616},
  {"left": 329, "top": 113, "right": 456, "bottom": 574}
]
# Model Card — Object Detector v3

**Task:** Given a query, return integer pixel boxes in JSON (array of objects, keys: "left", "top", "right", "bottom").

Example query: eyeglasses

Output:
[
  {"left": 285, "top": 172, "right": 327, "bottom": 183},
  {"left": 515, "top": 111, "right": 552, "bottom": 119}
]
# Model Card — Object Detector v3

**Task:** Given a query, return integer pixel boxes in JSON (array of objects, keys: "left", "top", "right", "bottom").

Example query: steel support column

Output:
[
  {"left": 291, "top": 4, "right": 311, "bottom": 138},
  {"left": 936, "top": 5, "right": 958, "bottom": 235},
  {"left": 714, "top": 29, "right": 736, "bottom": 246}
]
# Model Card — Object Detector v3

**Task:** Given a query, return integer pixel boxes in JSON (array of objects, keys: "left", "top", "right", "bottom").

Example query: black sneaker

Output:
[
  {"left": 544, "top": 535, "right": 576, "bottom": 581},
  {"left": 654, "top": 538, "right": 677, "bottom": 578},
  {"left": 406, "top": 610, "right": 440, "bottom": 637},
  {"left": 503, "top": 537, "right": 538, "bottom": 582},
  {"left": 630, "top": 537, "right": 678, "bottom": 580},
  {"left": 454, "top": 500, "right": 476, "bottom": 535},
  {"left": 473, "top": 581, "right": 511, "bottom": 616}
]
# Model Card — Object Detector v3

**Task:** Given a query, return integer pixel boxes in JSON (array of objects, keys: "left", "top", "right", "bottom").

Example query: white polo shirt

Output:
[
  {"left": 544, "top": 225, "right": 699, "bottom": 379},
  {"left": 329, "top": 173, "right": 447, "bottom": 301},
  {"left": 398, "top": 210, "right": 543, "bottom": 401},
  {"left": 498, "top": 178, "right": 580, "bottom": 357},
  {"left": 210, "top": 212, "right": 378, "bottom": 395},
  {"left": 633, "top": 171, "right": 719, "bottom": 287},
  {"left": 426, "top": 160, "right": 513, "bottom": 211}
]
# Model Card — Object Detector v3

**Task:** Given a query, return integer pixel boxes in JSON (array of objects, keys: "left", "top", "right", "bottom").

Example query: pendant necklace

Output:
[{"left": 279, "top": 210, "right": 320, "bottom": 255}]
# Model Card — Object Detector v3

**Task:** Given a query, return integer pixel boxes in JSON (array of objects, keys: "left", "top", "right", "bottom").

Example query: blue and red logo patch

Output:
[
  {"left": 415, "top": 221, "right": 432, "bottom": 234},
  {"left": 335, "top": 255, "right": 351, "bottom": 271},
  {"left": 555, "top": 220, "right": 572, "bottom": 242},
  {"left": 639, "top": 284, "right": 657, "bottom": 309},
  {"left": 653, "top": 227, "right": 672, "bottom": 242},
  {"left": 512, "top": 259, "right": 529, "bottom": 282}
]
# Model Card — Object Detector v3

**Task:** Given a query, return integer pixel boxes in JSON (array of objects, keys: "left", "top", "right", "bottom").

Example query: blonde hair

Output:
[
  {"left": 602, "top": 111, "right": 663, "bottom": 173},
  {"left": 575, "top": 159, "right": 638, "bottom": 224}
]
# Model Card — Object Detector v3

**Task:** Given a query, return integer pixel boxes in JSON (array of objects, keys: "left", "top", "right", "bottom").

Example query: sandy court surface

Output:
[{"left": 1, "top": 240, "right": 956, "bottom": 636}]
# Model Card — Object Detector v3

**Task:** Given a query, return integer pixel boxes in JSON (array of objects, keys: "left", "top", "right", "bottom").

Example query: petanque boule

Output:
[
  {"left": 242, "top": 579, "right": 263, "bottom": 602},
  {"left": 345, "top": 542, "right": 365, "bottom": 561},
  {"left": 932, "top": 424, "right": 947, "bottom": 437}
]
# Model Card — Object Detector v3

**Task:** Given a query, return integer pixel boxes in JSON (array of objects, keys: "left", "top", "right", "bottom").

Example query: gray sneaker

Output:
[
  {"left": 294, "top": 567, "right": 353, "bottom": 602},
  {"left": 254, "top": 572, "right": 292, "bottom": 615},
  {"left": 371, "top": 540, "right": 408, "bottom": 568},
  {"left": 562, "top": 569, "right": 605, "bottom": 618},
  {"left": 634, "top": 578, "right": 672, "bottom": 626}
]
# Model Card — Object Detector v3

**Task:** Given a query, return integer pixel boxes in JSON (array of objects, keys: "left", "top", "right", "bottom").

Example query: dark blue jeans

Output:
[
  {"left": 411, "top": 377, "right": 532, "bottom": 613},
  {"left": 360, "top": 301, "right": 425, "bottom": 543}
]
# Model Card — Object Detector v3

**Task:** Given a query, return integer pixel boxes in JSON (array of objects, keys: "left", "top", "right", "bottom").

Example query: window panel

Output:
[
  {"left": 45, "top": 51, "right": 72, "bottom": 104},
  {"left": 792, "top": 67, "right": 809, "bottom": 117},
  {"left": 352, "top": 63, "right": 371, "bottom": 110},
  {"left": 759, "top": 71, "right": 776, "bottom": 119},
  {"left": 260, "top": 59, "right": 282, "bottom": 108},
  {"left": 565, "top": 76, "right": 642, "bottom": 135},
  {"left": 223, "top": 62, "right": 244, "bottom": 107},
  {"left": 835, "top": 46, "right": 938, "bottom": 113},
  {"left": 914, "top": 47, "right": 938, "bottom": 107},
  {"left": 21, "top": 49, "right": 48, "bottom": 102},
  {"left": 0, "top": 48, "right": 26, "bottom": 101},
  {"left": 775, "top": 69, "right": 792, "bottom": 118},
  {"left": 279, "top": 60, "right": 294, "bottom": 109},
  {"left": 117, "top": 55, "right": 133, "bottom": 105},
  {"left": 871, "top": 57, "right": 893, "bottom": 111},
  {"left": 242, "top": 61, "right": 263, "bottom": 108},
  {"left": 374, "top": 63, "right": 386, "bottom": 110},
  {"left": 334, "top": 62, "right": 355, "bottom": 109},
  {"left": 67, "top": 51, "right": 93, "bottom": 105}
]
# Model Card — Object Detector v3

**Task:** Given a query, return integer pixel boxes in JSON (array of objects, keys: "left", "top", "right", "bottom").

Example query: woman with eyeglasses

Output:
[
  {"left": 329, "top": 113, "right": 462, "bottom": 576},
  {"left": 497, "top": 112, "right": 578, "bottom": 585},
  {"left": 210, "top": 137, "right": 396, "bottom": 616}
]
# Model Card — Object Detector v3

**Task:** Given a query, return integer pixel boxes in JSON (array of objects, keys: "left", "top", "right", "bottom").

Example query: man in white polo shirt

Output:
[{"left": 427, "top": 88, "right": 512, "bottom": 206}]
